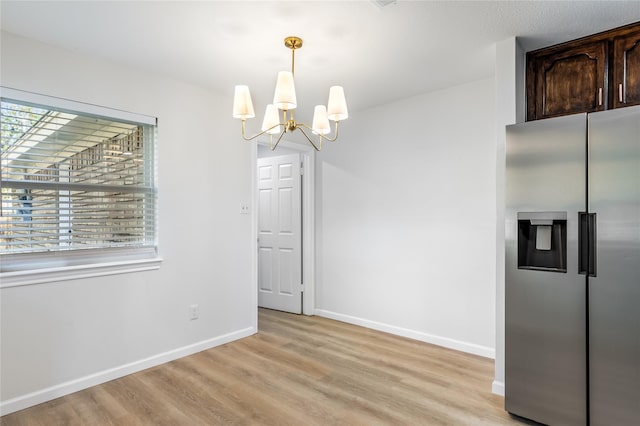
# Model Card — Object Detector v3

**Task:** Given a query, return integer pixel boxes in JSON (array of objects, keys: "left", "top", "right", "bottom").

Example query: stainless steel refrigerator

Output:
[{"left": 505, "top": 105, "right": 640, "bottom": 425}]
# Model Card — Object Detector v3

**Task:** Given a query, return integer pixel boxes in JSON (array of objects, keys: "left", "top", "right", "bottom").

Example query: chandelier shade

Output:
[
  {"left": 232, "top": 85, "right": 255, "bottom": 119},
  {"left": 261, "top": 104, "right": 280, "bottom": 135},
  {"left": 233, "top": 36, "right": 348, "bottom": 151},
  {"left": 273, "top": 71, "right": 297, "bottom": 110},
  {"left": 327, "top": 86, "right": 348, "bottom": 121},
  {"left": 312, "top": 105, "right": 331, "bottom": 135}
]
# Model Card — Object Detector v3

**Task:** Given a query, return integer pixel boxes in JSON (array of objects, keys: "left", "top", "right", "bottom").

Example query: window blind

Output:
[{"left": 1, "top": 98, "right": 156, "bottom": 265}]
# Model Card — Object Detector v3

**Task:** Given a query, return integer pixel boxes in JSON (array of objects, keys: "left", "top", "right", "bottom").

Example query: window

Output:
[{"left": 1, "top": 88, "right": 159, "bottom": 282}]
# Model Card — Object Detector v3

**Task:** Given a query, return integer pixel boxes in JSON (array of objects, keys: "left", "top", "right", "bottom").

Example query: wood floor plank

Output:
[
  {"left": 1, "top": 309, "right": 533, "bottom": 425},
  {"left": 64, "top": 386, "right": 122, "bottom": 425}
]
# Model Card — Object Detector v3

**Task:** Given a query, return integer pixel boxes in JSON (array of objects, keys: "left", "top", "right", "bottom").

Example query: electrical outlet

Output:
[
  {"left": 240, "top": 203, "right": 250, "bottom": 215},
  {"left": 189, "top": 304, "right": 199, "bottom": 320}
]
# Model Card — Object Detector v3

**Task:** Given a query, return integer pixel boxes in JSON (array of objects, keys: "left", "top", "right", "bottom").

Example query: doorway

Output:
[{"left": 253, "top": 140, "right": 315, "bottom": 316}]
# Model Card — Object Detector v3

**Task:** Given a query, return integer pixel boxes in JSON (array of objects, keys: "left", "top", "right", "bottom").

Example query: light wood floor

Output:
[{"left": 2, "top": 309, "right": 534, "bottom": 425}]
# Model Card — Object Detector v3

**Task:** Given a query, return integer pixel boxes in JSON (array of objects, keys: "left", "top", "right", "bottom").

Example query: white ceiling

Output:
[{"left": 2, "top": 1, "right": 640, "bottom": 121}]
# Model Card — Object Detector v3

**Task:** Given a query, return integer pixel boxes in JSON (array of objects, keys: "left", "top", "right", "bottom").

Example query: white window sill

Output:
[{"left": 0, "top": 258, "right": 163, "bottom": 288}]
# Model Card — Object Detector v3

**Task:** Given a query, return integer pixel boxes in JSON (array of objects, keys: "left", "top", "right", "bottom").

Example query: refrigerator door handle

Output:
[{"left": 579, "top": 212, "right": 597, "bottom": 276}]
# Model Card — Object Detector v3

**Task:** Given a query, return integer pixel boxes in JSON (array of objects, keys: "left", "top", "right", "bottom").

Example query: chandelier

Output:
[{"left": 232, "top": 36, "right": 348, "bottom": 151}]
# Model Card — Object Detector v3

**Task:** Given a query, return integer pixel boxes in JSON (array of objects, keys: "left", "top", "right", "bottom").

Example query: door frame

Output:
[{"left": 251, "top": 138, "right": 315, "bottom": 318}]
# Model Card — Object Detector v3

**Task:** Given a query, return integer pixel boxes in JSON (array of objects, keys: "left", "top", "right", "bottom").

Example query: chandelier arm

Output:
[
  {"left": 240, "top": 120, "right": 284, "bottom": 141},
  {"left": 324, "top": 121, "right": 340, "bottom": 142},
  {"left": 270, "top": 128, "right": 288, "bottom": 151},
  {"left": 296, "top": 126, "right": 321, "bottom": 151},
  {"left": 298, "top": 121, "right": 340, "bottom": 143}
]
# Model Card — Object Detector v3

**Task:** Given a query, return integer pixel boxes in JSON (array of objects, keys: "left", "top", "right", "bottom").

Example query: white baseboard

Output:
[
  {"left": 314, "top": 309, "right": 495, "bottom": 359},
  {"left": 0, "top": 326, "right": 256, "bottom": 416},
  {"left": 492, "top": 380, "right": 505, "bottom": 396}
]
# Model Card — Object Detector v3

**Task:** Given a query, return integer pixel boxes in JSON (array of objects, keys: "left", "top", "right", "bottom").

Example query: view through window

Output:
[{"left": 1, "top": 96, "right": 157, "bottom": 271}]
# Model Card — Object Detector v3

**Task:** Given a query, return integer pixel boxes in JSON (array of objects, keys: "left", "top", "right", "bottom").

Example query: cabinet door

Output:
[
  {"left": 612, "top": 29, "right": 640, "bottom": 108},
  {"left": 527, "top": 42, "right": 607, "bottom": 120}
]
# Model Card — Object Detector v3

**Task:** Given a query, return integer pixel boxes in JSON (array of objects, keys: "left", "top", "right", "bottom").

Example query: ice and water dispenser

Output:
[{"left": 517, "top": 212, "right": 567, "bottom": 272}]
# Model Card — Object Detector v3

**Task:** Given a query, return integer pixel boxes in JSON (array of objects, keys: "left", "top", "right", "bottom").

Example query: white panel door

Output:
[{"left": 257, "top": 154, "right": 302, "bottom": 313}]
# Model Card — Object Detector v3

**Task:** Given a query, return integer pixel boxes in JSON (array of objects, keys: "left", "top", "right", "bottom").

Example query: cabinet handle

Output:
[
  {"left": 619, "top": 83, "right": 624, "bottom": 103},
  {"left": 598, "top": 88, "right": 603, "bottom": 106}
]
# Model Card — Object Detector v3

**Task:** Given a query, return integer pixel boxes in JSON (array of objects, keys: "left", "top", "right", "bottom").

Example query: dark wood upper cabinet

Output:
[
  {"left": 527, "top": 42, "right": 607, "bottom": 120},
  {"left": 612, "top": 28, "right": 640, "bottom": 108},
  {"left": 527, "top": 21, "right": 640, "bottom": 121}
]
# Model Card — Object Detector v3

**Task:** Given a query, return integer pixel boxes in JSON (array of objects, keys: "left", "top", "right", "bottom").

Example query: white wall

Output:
[
  {"left": 493, "top": 37, "right": 525, "bottom": 395},
  {"left": 0, "top": 32, "right": 255, "bottom": 413},
  {"left": 315, "top": 77, "right": 497, "bottom": 357}
]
